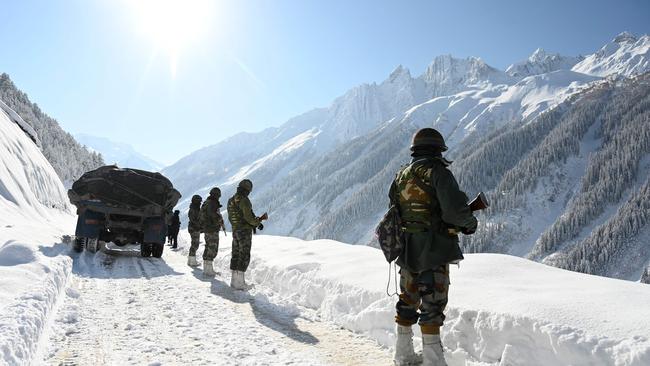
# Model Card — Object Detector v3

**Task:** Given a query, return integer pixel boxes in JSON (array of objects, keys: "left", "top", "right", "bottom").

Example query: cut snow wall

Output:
[{"left": 0, "top": 99, "right": 40, "bottom": 147}]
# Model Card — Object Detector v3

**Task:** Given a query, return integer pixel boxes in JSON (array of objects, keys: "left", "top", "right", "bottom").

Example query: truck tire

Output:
[
  {"left": 73, "top": 237, "right": 85, "bottom": 253},
  {"left": 152, "top": 243, "right": 164, "bottom": 258},
  {"left": 141, "top": 243, "right": 152, "bottom": 257}
]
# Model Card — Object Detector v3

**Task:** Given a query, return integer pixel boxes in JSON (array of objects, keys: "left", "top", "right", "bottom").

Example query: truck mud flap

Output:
[
  {"left": 143, "top": 217, "right": 167, "bottom": 245},
  {"left": 75, "top": 209, "right": 105, "bottom": 239}
]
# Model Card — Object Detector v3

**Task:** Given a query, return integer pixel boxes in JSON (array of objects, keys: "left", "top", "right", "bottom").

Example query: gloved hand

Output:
[{"left": 257, "top": 223, "right": 264, "bottom": 231}]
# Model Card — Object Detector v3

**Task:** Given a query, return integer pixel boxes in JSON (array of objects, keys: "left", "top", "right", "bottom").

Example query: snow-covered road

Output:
[{"left": 39, "top": 243, "right": 391, "bottom": 365}]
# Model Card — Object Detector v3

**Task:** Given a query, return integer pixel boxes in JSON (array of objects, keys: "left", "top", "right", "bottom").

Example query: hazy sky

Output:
[{"left": 0, "top": 0, "right": 648, "bottom": 165}]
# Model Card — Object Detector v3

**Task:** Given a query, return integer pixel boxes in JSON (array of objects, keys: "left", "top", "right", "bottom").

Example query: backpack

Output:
[
  {"left": 375, "top": 203, "right": 405, "bottom": 263},
  {"left": 376, "top": 159, "right": 437, "bottom": 263}
]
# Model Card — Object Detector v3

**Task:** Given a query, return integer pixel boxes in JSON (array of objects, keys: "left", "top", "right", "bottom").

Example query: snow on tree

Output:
[{"left": 0, "top": 73, "right": 104, "bottom": 185}]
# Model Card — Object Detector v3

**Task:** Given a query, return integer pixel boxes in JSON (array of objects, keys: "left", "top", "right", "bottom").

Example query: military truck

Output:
[{"left": 68, "top": 165, "right": 181, "bottom": 257}]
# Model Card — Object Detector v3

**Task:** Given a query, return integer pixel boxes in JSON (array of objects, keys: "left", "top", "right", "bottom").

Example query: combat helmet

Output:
[
  {"left": 191, "top": 194, "right": 202, "bottom": 203},
  {"left": 209, "top": 187, "right": 221, "bottom": 198},
  {"left": 238, "top": 179, "right": 253, "bottom": 192},
  {"left": 411, "top": 128, "right": 448, "bottom": 152}
]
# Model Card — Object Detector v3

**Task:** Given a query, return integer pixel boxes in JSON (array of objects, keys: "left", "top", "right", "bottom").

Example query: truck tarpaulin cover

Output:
[{"left": 68, "top": 165, "right": 181, "bottom": 216}]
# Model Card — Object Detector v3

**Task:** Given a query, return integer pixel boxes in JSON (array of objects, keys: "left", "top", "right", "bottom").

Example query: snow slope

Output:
[
  {"left": 0, "top": 103, "right": 75, "bottom": 365},
  {"left": 75, "top": 133, "right": 164, "bottom": 171}
]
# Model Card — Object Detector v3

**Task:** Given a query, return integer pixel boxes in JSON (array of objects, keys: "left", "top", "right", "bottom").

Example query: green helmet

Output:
[
  {"left": 238, "top": 179, "right": 253, "bottom": 192},
  {"left": 191, "top": 194, "right": 202, "bottom": 203},
  {"left": 209, "top": 187, "right": 221, "bottom": 198},
  {"left": 411, "top": 128, "right": 448, "bottom": 151}
]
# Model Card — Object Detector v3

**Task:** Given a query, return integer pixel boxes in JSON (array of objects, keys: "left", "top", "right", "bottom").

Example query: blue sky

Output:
[{"left": 0, "top": 0, "right": 648, "bottom": 165}]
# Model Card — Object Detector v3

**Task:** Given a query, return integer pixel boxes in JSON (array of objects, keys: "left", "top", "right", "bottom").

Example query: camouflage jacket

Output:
[
  {"left": 227, "top": 193, "right": 260, "bottom": 231},
  {"left": 199, "top": 197, "right": 224, "bottom": 233},
  {"left": 390, "top": 155, "right": 477, "bottom": 272},
  {"left": 188, "top": 204, "right": 201, "bottom": 233}
]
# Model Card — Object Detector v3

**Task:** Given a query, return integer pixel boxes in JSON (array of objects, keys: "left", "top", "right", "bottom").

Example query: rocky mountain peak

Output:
[
  {"left": 387, "top": 64, "right": 412, "bottom": 83},
  {"left": 613, "top": 31, "right": 637, "bottom": 44},
  {"left": 529, "top": 48, "right": 548, "bottom": 62},
  {"left": 506, "top": 48, "right": 582, "bottom": 78}
]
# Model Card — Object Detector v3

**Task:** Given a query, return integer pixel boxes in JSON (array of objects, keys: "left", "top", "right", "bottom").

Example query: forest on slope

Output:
[
  {"left": 455, "top": 73, "right": 650, "bottom": 282},
  {"left": 0, "top": 73, "right": 103, "bottom": 184}
]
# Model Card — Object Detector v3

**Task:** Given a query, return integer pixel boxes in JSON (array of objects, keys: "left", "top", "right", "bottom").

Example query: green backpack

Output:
[
  {"left": 375, "top": 203, "right": 405, "bottom": 263},
  {"left": 376, "top": 159, "right": 436, "bottom": 262}
]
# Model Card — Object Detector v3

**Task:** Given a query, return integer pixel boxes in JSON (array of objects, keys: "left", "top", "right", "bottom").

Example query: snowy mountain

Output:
[
  {"left": 163, "top": 56, "right": 515, "bottom": 217},
  {"left": 0, "top": 73, "right": 103, "bottom": 185},
  {"left": 164, "top": 32, "right": 650, "bottom": 283},
  {"left": 75, "top": 133, "right": 164, "bottom": 171},
  {"left": 572, "top": 32, "right": 650, "bottom": 77},
  {"left": 506, "top": 48, "right": 584, "bottom": 78}
]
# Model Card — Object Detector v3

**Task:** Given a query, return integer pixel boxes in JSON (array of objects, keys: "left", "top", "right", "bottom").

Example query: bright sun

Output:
[{"left": 128, "top": 0, "right": 214, "bottom": 76}]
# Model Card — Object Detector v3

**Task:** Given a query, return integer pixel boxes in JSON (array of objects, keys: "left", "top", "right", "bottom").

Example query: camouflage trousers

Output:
[
  {"left": 203, "top": 232, "right": 219, "bottom": 261},
  {"left": 395, "top": 264, "right": 450, "bottom": 335},
  {"left": 188, "top": 231, "right": 201, "bottom": 257},
  {"left": 230, "top": 229, "right": 253, "bottom": 272}
]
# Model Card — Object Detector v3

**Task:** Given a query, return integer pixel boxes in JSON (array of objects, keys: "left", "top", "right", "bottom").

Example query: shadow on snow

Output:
[{"left": 195, "top": 269, "right": 320, "bottom": 346}]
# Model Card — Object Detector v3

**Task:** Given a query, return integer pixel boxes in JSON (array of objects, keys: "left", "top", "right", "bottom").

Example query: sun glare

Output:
[{"left": 128, "top": 0, "right": 214, "bottom": 77}]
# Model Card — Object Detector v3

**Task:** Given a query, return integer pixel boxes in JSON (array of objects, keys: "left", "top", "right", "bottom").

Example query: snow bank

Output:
[
  {"left": 0, "top": 216, "right": 74, "bottom": 366},
  {"left": 199, "top": 234, "right": 650, "bottom": 365},
  {"left": 0, "top": 105, "right": 71, "bottom": 222},
  {"left": 0, "top": 99, "right": 40, "bottom": 147},
  {"left": 0, "top": 102, "right": 76, "bottom": 365}
]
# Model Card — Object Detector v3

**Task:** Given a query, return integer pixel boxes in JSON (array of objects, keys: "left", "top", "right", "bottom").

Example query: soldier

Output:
[
  {"left": 227, "top": 179, "right": 267, "bottom": 290},
  {"left": 170, "top": 210, "right": 181, "bottom": 248},
  {"left": 199, "top": 187, "right": 225, "bottom": 276},
  {"left": 390, "top": 128, "right": 477, "bottom": 366},
  {"left": 187, "top": 194, "right": 203, "bottom": 267}
]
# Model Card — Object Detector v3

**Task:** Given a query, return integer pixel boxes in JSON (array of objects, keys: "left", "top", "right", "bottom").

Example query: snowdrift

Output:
[
  {"left": 0, "top": 104, "right": 70, "bottom": 223},
  {"left": 0, "top": 104, "right": 75, "bottom": 365},
  {"left": 197, "top": 234, "right": 650, "bottom": 366}
]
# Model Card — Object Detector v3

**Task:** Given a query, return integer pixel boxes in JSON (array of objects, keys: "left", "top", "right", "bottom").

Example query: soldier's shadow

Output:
[{"left": 210, "top": 278, "right": 319, "bottom": 345}]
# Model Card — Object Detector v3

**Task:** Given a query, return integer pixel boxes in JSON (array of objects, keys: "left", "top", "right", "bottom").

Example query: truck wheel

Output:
[
  {"left": 73, "top": 237, "right": 85, "bottom": 253},
  {"left": 152, "top": 243, "right": 164, "bottom": 258},
  {"left": 141, "top": 243, "right": 152, "bottom": 257}
]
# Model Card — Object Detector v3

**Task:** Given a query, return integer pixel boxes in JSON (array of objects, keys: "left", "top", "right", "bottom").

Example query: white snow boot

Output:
[
  {"left": 230, "top": 270, "right": 238, "bottom": 288},
  {"left": 393, "top": 325, "right": 421, "bottom": 365},
  {"left": 203, "top": 260, "right": 215, "bottom": 276},
  {"left": 231, "top": 271, "right": 249, "bottom": 290},
  {"left": 187, "top": 256, "right": 199, "bottom": 267},
  {"left": 239, "top": 270, "right": 250, "bottom": 290},
  {"left": 422, "top": 334, "right": 447, "bottom": 366}
]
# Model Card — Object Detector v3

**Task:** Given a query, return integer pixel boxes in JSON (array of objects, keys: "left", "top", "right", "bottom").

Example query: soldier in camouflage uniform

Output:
[
  {"left": 187, "top": 194, "right": 202, "bottom": 267},
  {"left": 227, "top": 179, "right": 267, "bottom": 290},
  {"left": 390, "top": 128, "right": 477, "bottom": 366},
  {"left": 199, "top": 187, "right": 225, "bottom": 276}
]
